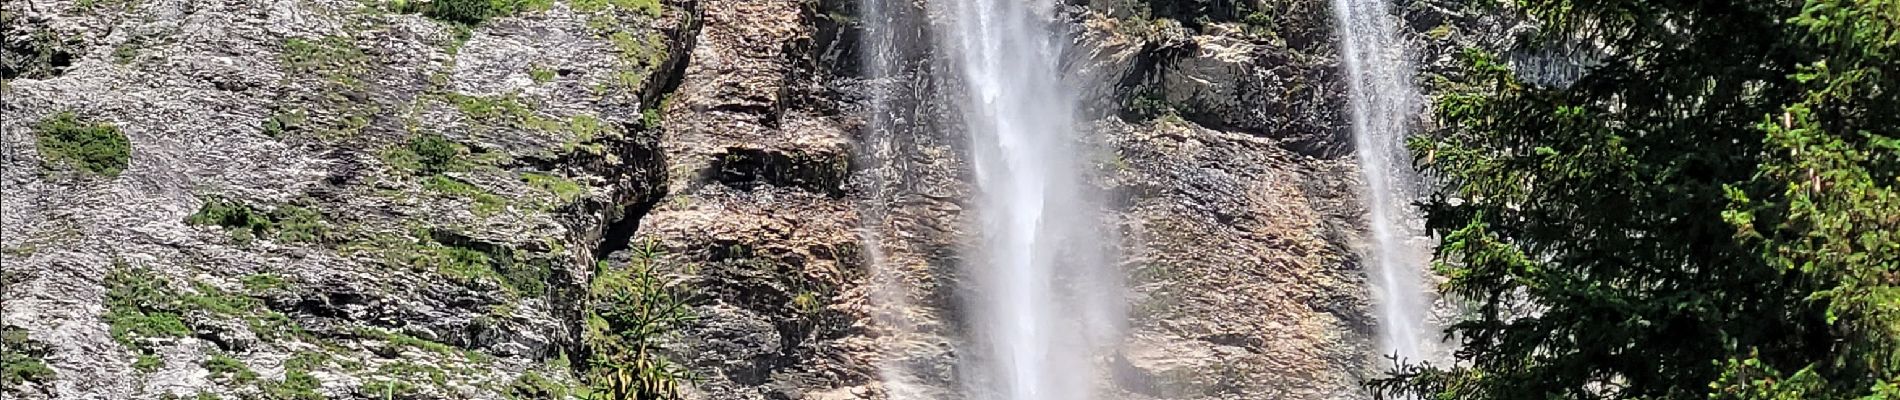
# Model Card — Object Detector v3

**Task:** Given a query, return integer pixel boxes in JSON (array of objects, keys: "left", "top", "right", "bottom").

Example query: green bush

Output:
[
  {"left": 505, "top": 371, "right": 571, "bottom": 399},
  {"left": 1121, "top": 89, "right": 1179, "bottom": 121},
  {"left": 0, "top": 24, "right": 74, "bottom": 80},
  {"left": 105, "top": 265, "right": 306, "bottom": 352},
  {"left": 422, "top": 175, "right": 506, "bottom": 215},
  {"left": 1, "top": 327, "right": 56, "bottom": 389},
  {"left": 259, "top": 367, "right": 323, "bottom": 400},
  {"left": 262, "top": 109, "right": 308, "bottom": 137},
  {"left": 384, "top": 134, "right": 472, "bottom": 175},
  {"left": 523, "top": 172, "right": 585, "bottom": 203},
  {"left": 378, "top": 232, "right": 552, "bottom": 296},
  {"left": 282, "top": 37, "right": 369, "bottom": 91},
  {"left": 186, "top": 198, "right": 273, "bottom": 241},
  {"left": 241, "top": 274, "right": 289, "bottom": 292},
  {"left": 570, "top": 0, "right": 661, "bottom": 17},
  {"left": 362, "top": 380, "right": 420, "bottom": 399},
  {"left": 420, "top": 0, "right": 550, "bottom": 25},
  {"left": 133, "top": 354, "right": 163, "bottom": 372},
  {"left": 271, "top": 206, "right": 326, "bottom": 243},
  {"left": 104, "top": 267, "right": 193, "bottom": 347},
  {"left": 529, "top": 65, "right": 556, "bottom": 83},
  {"left": 185, "top": 198, "right": 330, "bottom": 244},
  {"left": 203, "top": 353, "right": 258, "bottom": 384},
  {"left": 34, "top": 112, "right": 130, "bottom": 177}
]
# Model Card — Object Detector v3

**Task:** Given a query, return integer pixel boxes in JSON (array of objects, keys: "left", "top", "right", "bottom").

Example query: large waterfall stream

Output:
[
  {"left": 1332, "top": 0, "right": 1436, "bottom": 362},
  {"left": 937, "top": 0, "right": 1120, "bottom": 399}
]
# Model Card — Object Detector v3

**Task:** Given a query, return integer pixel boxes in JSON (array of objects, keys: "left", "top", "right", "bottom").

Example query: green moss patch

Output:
[
  {"left": 34, "top": 112, "right": 131, "bottom": 177},
  {"left": 358, "top": 230, "right": 557, "bottom": 297},
  {"left": 277, "top": 36, "right": 377, "bottom": 140},
  {"left": 571, "top": 0, "right": 661, "bottom": 17},
  {"left": 185, "top": 198, "right": 331, "bottom": 244},
  {"left": 104, "top": 265, "right": 308, "bottom": 356},
  {"left": 1, "top": 327, "right": 56, "bottom": 390}
]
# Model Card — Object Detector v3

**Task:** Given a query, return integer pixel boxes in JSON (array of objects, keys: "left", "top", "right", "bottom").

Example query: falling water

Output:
[
  {"left": 1332, "top": 0, "right": 1436, "bottom": 362},
  {"left": 857, "top": 0, "right": 933, "bottom": 397},
  {"left": 932, "top": 0, "right": 1120, "bottom": 399}
]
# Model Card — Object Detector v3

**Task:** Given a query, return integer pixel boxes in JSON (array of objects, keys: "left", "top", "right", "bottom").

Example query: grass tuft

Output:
[{"left": 34, "top": 112, "right": 130, "bottom": 177}]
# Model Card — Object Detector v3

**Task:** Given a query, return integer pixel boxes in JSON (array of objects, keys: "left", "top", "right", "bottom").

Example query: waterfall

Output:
[
  {"left": 1332, "top": 0, "right": 1437, "bottom": 363},
  {"left": 857, "top": 0, "right": 933, "bottom": 397},
  {"left": 930, "top": 0, "right": 1121, "bottom": 399}
]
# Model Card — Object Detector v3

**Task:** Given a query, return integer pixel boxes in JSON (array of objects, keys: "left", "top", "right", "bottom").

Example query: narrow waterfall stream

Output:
[
  {"left": 1331, "top": 0, "right": 1437, "bottom": 363},
  {"left": 857, "top": 0, "right": 932, "bottom": 397}
]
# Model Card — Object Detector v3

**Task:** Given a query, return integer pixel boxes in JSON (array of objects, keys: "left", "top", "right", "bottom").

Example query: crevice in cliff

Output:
[
  {"left": 591, "top": 0, "right": 704, "bottom": 262},
  {"left": 554, "top": 0, "right": 706, "bottom": 373}
]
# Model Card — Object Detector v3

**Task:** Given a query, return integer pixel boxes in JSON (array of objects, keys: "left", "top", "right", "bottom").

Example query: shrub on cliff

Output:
[
  {"left": 585, "top": 240, "right": 693, "bottom": 400},
  {"left": 408, "top": 0, "right": 553, "bottom": 25},
  {"left": 1, "top": 327, "right": 55, "bottom": 391},
  {"left": 34, "top": 112, "right": 130, "bottom": 177}
]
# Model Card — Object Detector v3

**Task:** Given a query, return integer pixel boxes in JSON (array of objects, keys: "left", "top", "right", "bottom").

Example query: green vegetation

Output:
[
  {"left": 789, "top": 291, "right": 822, "bottom": 316},
  {"left": 282, "top": 36, "right": 368, "bottom": 92},
  {"left": 446, "top": 92, "right": 566, "bottom": 133},
  {"left": 362, "top": 379, "right": 421, "bottom": 399},
  {"left": 204, "top": 353, "right": 259, "bottom": 384},
  {"left": 185, "top": 198, "right": 331, "bottom": 244},
  {"left": 529, "top": 65, "right": 556, "bottom": 84},
  {"left": 241, "top": 273, "right": 289, "bottom": 293},
  {"left": 523, "top": 172, "right": 585, "bottom": 204},
  {"left": 33, "top": 112, "right": 131, "bottom": 177},
  {"left": 134, "top": 354, "right": 163, "bottom": 373},
  {"left": 112, "top": 41, "right": 138, "bottom": 65},
  {"left": 423, "top": 175, "right": 508, "bottom": 216},
  {"left": 72, "top": 0, "right": 134, "bottom": 12},
  {"left": 505, "top": 371, "right": 572, "bottom": 400},
  {"left": 156, "top": 392, "right": 221, "bottom": 400},
  {"left": 563, "top": 114, "right": 623, "bottom": 156},
  {"left": 406, "top": 0, "right": 552, "bottom": 25},
  {"left": 179, "top": 281, "right": 306, "bottom": 340},
  {"left": 105, "top": 267, "right": 193, "bottom": 350},
  {"left": 1121, "top": 89, "right": 1178, "bottom": 121},
  {"left": 583, "top": 241, "right": 693, "bottom": 399},
  {"left": 1369, "top": 1, "right": 1899, "bottom": 399},
  {"left": 383, "top": 133, "right": 474, "bottom": 175},
  {"left": 380, "top": 133, "right": 521, "bottom": 215},
  {"left": 440, "top": 93, "right": 622, "bottom": 160},
  {"left": 1, "top": 327, "right": 56, "bottom": 390},
  {"left": 360, "top": 230, "right": 556, "bottom": 297},
  {"left": 278, "top": 36, "right": 376, "bottom": 140},
  {"left": 202, "top": 352, "right": 322, "bottom": 399},
  {"left": 450, "top": 93, "right": 535, "bottom": 124},
  {"left": 608, "top": 31, "right": 668, "bottom": 91},
  {"left": 571, "top": 0, "right": 661, "bottom": 18},
  {"left": 262, "top": 109, "right": 308, "bottom": 138},
  {"left": 1129, "top": 0, "right": 1257, "bottom": 31},
  {"left": 639, "top": 95, "right": 670, "bottom": 131},
  {"left": 259, "top": 353, "right": 324, "bottom": 400},
  {"left": 105, "top": 265, "right": 307, "bottom": 359}
]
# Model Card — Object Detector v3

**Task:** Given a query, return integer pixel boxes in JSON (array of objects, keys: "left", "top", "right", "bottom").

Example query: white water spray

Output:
[
  {"left": 1332, "top": 0, "right": 1436, "bottom": 362},
  {"left": 933, "top": 0, "right": 1120, "bottom": 399}
]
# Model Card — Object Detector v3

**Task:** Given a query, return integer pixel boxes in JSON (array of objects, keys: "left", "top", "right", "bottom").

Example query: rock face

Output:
[
  {"left": 3, "top": 0, "right": 688, "bottom": 397},
  {"left": 0, "top": 0, "right": 1489, "bottom": 399}
]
